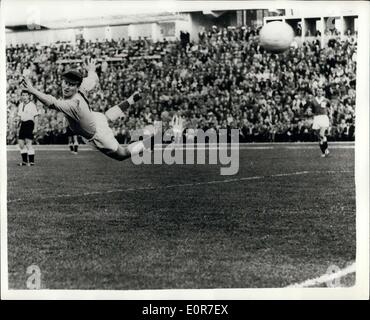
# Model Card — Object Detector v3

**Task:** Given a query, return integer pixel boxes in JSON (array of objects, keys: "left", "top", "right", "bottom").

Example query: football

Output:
[{"left": 259, "top": 21, "right": 294, "bottom": 53}]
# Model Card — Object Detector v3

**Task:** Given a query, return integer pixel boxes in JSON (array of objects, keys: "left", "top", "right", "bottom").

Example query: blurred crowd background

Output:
[{"left": 6, "top": 25, "right": 356, "bottom": 144}]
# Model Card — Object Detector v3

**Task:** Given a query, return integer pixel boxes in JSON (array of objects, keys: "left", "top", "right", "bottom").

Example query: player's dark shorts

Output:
[
  {"left": 66, "top": 126, "right": 75, "bottom": 137},
  {"left": 18, "top": 120, "right": 34, "bottom": 140}
]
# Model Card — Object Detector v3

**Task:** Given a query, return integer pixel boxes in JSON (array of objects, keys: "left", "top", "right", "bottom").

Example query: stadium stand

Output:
[{"left": 6, "top": 25, "right": 356, "bottom": 144}]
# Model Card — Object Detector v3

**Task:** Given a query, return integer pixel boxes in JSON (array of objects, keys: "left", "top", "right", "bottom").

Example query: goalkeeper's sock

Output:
[
  {"left": 142, "top": 131, "right": 163, "bottom": 151},
  {"left": 127, "top": 131, "right": 162, "bottom": 156},
  {"left": 73, "top": 144, "right": 78, "bottom": 153},
  {"left": 69, "top": 144, "right": 74, "bottom": 152},
  {"left": 105, "top": 92, "right": 142, "bottom": 121},
  {"left": 28, "top": 154, "right": 35, "bottom": 164},
  {"left": 27, "top": 147, "right": 35, "bottom": 164},
  {"left": 322, "top": 141, "right": 328, "bottom": 152},
  {"left": 319, "top": 141, "right": 325, "bottom": 154},
  {"left": 127, "top": 141, "right": 145, "bottom": 156}
]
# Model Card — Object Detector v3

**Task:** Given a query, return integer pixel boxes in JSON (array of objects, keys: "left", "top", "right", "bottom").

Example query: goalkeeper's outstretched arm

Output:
[{"left": 20, "top": 78, "right": 78, "bottom": 113}]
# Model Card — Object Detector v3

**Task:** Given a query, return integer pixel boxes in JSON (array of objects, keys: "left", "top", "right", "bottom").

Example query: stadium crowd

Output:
[{"left": 6, "top": 25, "right": 357, "bottom": 144}]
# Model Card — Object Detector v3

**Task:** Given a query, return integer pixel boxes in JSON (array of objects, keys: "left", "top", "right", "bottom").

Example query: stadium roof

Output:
[
  {"left": 3, "top": 1, "right": 177, "bottom": 28},
  {"left": 5, "top": 13, "right": 186, "bottom": 31}
]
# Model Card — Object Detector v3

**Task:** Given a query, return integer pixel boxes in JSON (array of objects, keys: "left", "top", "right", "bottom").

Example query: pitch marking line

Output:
[
  {"left": 286, "top": 263, "right": 356, "bottom": 288},
  {"left": 7, "top": 170, "right": 352, "bottom": 203},
  {"left": 6, "top": 146, "right": 355, "bottom": 151}
]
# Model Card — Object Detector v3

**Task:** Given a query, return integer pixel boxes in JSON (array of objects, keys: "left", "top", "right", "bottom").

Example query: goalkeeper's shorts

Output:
[{"left": 83, "top": 111, "right": 119, "bottom": 154}]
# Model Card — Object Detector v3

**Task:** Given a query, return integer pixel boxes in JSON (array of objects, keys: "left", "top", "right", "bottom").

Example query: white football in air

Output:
[{"left": 259, "top": 21, "right": 295, "bottom": 53}]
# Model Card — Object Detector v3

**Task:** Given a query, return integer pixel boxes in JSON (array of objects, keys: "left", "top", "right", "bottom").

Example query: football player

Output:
[
  {"left": 310, "top": 88, "right": 330, "bottom": 157},
  {"left": 67, "top": 127, "right": 79, "bottom": 154}
]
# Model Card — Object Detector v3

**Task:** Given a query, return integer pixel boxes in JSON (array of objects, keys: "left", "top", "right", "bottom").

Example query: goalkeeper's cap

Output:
[{"left": 62, "top": 70, "right": 83, "bottom": 86}]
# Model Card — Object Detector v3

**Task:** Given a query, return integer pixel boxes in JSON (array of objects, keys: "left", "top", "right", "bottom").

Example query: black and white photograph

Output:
[{"left": 0, "top": 0, "right": 369, "bottom": 300}]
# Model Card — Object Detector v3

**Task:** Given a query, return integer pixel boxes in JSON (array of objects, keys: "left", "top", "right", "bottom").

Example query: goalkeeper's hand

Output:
[
  {"left": 84, "top": 57, "right": 97, "bottom": 73},
  {"left": 171, "top": 115, "right": 184, "bottom": 143}
]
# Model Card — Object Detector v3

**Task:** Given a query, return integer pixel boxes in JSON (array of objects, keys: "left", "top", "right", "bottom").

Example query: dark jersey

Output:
[{"left": 311, "top": 96, "right": 329, "bottom": 115}]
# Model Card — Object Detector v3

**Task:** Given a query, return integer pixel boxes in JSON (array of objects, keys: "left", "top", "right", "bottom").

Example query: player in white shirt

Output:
[
  {"left": 21, "top": 58, "right": 183, "bottom": 161},
  {"left": 17, "top": 90, "right": 39, "bottom": 166},
  {"left": 63, "top": 117, "right": 79, "bottom": 154}
]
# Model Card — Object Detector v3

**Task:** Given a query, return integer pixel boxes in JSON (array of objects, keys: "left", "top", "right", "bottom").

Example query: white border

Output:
[
  {"left": 353, "top": 0, "right": 370, "bottom": 301},
  {"left": 0, "top": 0, "right": 10, "bottom": 299},
  {"left": 1, "top": 1, "right": 369, "bottom": 300}
]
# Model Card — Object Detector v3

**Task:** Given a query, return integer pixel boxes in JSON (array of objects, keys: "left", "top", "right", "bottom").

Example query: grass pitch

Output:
[{"left": 6, "top": 143, "right": 355, "bottom": 289}]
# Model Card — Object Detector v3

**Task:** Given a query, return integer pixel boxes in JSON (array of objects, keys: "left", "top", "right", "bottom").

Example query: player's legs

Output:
[
  {"left": 103, "top": 146, "right": 131, "bottom": 161},
  {"left": 67, "top": 126, "right": 78, "bottom": 154},
  {"left": 313, "top": 115, "right": 329, "bottom": 157},
  {"left": 18, "top": 138, "right": 28, "bottom": 166},
  {"left": 91, "top": 114, "right": 184, "bottom": 162},
  {"left": 315, "top": 129, "right": 324, "bottom": 155},
  {"left": 68, "top": 135, "right": 74, "bottom": 152},
  {"left": 101, "top": 90, "right": 156, "bottom": 160},
  {"left": 316, "top": 127, "right": 328, "bottom": 157},
  {"left": 73, "top": 135, "right": 79, "bottom": 154},
  {"left": 25, "top": 138, "right": 35, "bottom": 165}
]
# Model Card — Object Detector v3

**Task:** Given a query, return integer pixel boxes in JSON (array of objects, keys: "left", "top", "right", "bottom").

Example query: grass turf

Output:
[{"left": 6, "top": 143, "right": 355, "bottom": 289}]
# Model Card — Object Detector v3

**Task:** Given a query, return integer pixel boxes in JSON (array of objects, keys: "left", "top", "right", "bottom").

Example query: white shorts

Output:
[
  {"left": 312, "top": 115, "right": 330, "bottom": 130},
  {"left": 84, "top": 112, "right": 119, "bottom": 154}
]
